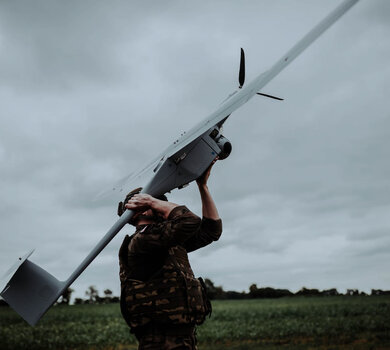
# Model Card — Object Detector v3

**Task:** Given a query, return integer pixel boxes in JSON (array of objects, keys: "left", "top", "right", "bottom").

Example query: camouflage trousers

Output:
[
  {"left": 136, "top": 326, "right": 197, "bottom": 350},
  {"left": 138, "top": 333, "right": 197, "bottom": 350}
]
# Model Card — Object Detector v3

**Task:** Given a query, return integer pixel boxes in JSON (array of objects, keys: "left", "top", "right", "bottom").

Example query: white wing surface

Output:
[
  {"left": 96, "top": 154, "right": 163, "bottom": 200},
  {"left": 163, "top": 0, "right": 360, "bottom": 158}
]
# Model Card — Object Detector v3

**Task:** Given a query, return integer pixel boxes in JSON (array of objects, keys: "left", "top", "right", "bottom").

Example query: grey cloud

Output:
[
  {"left": 347, "top": 228, "right": 390, "bottom": 241},
  {"left": 0, "top": 1, "right": 175, "bottom": 91}
]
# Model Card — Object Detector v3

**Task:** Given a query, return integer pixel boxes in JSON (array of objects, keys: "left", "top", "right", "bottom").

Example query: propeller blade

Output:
[
  {"left": 256, "top": 92, "right": 284, "bottom": 101},
  {"left": 239, "top": 48, "right": 245, "bottom": 88}
]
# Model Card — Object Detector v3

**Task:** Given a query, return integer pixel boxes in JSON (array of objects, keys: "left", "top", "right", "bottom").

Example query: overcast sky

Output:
[{"left": 1, "top": 0, "right": 389, "bottom": 302}]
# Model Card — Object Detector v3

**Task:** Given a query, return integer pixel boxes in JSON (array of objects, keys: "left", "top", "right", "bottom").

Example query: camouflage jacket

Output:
[{"left": 119, "top": 206, "right": 222, "bottom": 329}]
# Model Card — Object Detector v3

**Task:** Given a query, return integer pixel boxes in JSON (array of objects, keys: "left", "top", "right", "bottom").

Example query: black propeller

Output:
[
  {"left": 256, "top": 92, "right": 284, "bottom": 101},
  {"left": 238, "top": 48, "right": 283, "bottom": 101},
  {"left": 239, "top": 48, "right": 245, "bottom": 89}
]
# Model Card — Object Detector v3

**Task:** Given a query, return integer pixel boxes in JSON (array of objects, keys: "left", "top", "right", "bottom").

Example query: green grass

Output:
[
  {"left": 0, "top": 296, "right": 389, "bottom": 349},
  {"left": 198, "top": 297, "right": 390, "bottom": 349}
]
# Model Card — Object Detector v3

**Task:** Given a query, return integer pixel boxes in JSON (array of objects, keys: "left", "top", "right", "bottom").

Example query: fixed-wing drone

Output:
[{"left": 1, "top": 0, "right": 360, "bottom": 326}]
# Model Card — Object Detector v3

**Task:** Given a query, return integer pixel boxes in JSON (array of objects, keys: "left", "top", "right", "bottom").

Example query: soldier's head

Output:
[
  {"left": 118, "top": 188, "right": 168, "bottom": 226},
  {"left": 132, "top": 194, "right": 168, "bottom": 226}
]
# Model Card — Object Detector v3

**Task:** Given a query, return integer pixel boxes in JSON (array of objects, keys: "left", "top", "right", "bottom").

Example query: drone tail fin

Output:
[{"left": 1, "top": 253, "right": 65, "bottom": 326}]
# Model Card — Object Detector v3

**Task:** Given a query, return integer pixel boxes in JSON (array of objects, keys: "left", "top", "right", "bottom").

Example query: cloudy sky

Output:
[{"left": 1, "top": 0, "right": 389, "bottom": 302}]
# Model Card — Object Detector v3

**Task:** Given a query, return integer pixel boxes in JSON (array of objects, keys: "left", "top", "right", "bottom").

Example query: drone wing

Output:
[
  {"left": 162, "top": 0, "right": 360, "bottom": 159},
  {"left": 96, "top": 153, "right": 163, "bottom": 201}
]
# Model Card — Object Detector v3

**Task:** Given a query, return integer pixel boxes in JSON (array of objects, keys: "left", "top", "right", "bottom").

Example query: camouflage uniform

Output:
[{"left": 119, "top": 206, "right": 222, "bottom": 350}]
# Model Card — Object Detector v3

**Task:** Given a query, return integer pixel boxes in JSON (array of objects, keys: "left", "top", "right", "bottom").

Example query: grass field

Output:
[{"left": 1, "top": 296, "right": 389, "bottom": 349}]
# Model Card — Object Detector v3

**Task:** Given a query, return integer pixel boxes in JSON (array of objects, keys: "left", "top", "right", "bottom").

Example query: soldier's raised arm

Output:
[
  {"left": 185, "top": 159, "right": 222, "bottom": 252},
  {"left": 197, "top": 158, "right": 220, "bottom": 220}
]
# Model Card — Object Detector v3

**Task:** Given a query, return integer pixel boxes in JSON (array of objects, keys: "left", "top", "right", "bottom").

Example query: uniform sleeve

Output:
[
  {"left": 129, "top": 206, "right": 201, "bottom": 254},
  {"left": 183, "top": 216, "right": 222, "bottom": 253}
]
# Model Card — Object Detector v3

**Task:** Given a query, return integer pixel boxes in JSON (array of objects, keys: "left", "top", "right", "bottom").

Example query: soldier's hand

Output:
[
  {"left": 197, "top": 157, "right": 218, "bottom": 188},
  {"left": 118, "top": 187, "right": 142, "bottom": 217},
  {"left": 125, "top": 193, "right": 155, "bottom": 211}
]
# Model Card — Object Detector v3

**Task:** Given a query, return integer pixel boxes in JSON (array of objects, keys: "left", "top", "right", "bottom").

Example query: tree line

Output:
[
  {"left": 204, "top": 280, "right": 390, "bottom": 300},
  {"left": 1, "top": 280, "right": 389, "bottom": 307},
  {"left": 72, "top": 286, "right": 120, "bottom": 305},
  {"left": 52, "top": 281, "right": 390, "bottom": 304}
]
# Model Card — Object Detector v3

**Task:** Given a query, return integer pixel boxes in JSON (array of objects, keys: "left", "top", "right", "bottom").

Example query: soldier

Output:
[{"left": 118, "top": 160, "right": 222, "bottom": 349}]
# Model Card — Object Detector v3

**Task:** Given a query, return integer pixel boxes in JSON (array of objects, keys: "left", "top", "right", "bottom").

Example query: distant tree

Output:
[
  {"left": 249, "top": 284, "right": 259, "bottom": 298},
  {"left": 104, "top": 289, "right": 113, "bottom": 303},
  {"left": 371, "top": 289, "right": 390, "bottom": 296},
  {"left": 95, "top": 296, "right": 105, "bottom": 304},
  {"left": 85, "top": 286, "right": 99, "bottom": 303},
  {"left": 296, "top": 287, "right": 321, "bottom": 297},
  {"left": 204, "top": 278, "right": 217, "bottom": 299},
  {"left": 249, "top": 284, "right": 292, "bottom": 298},
  {"left": 59, "top": 287, "right": 74, "bottom": 305},
  {"left": 322, "top": 288, "right": 339, "bottom": 296},
  {"left": 225, "top": 291, "right": 248, "bottom": 299},
  {"left": 346, "top": 289, "right": 359, "bottom": 296},
  {"left": 74, "top": 298, "right": 84, "bottom": 305},
  {"left": 204, "top": 278, "right": 225, "bottom": 299},
  {"left": 269, "top": 288, "right": 292, "bottom": 298}
]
